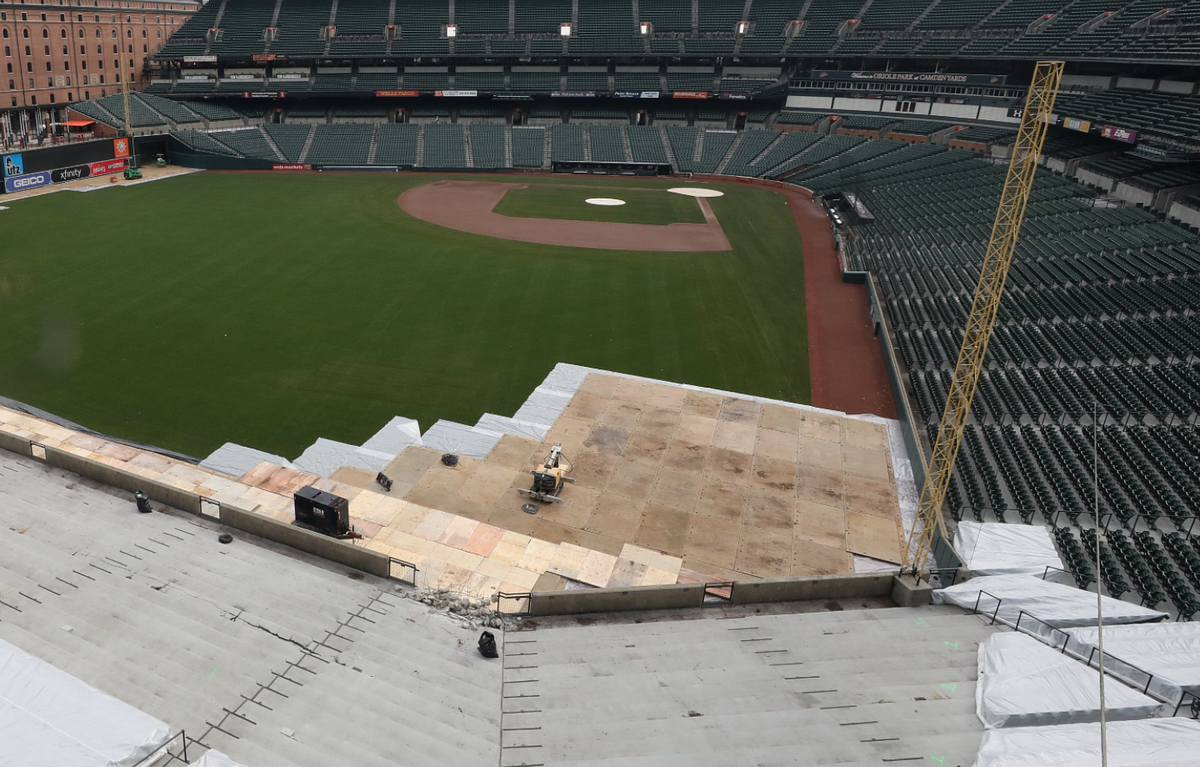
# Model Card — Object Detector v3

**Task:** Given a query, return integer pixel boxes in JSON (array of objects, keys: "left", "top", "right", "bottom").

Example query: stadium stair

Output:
[
  {"left": 463, "top": 124, "right": 476, "bottom": 168},
  {"left": 259, "top": 126, "right": 290, "bottom": 162},
  {"left": 297, "top": 125, "right": 319, "bottom": 163}
]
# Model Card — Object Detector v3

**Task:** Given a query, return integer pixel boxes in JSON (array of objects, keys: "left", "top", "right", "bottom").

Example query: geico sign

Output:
[{"left": 4, "top": 171, "right": 51, "bottom": 193}]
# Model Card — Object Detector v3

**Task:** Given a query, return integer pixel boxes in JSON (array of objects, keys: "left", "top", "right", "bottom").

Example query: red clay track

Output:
[
  {"left": 397, "top": 180, "right": 732, "bottom": 252},
  {"left": 784, "top": 187, "right": 897, "bottom": 418}
]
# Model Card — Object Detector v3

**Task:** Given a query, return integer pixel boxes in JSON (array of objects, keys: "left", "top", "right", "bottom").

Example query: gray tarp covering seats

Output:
[
  {"left": 953, "top": 521, "right": 1065, "bottom": 577},
  {"left": 1065, "top": 622, "right": 1200, "bottom": 703},
  {"left": 972, "top": 718, "right": 1200, "bottom": 767},
  {"left": 976, "top": 632, "right": 1161, "bottom": 728},
  {"left": 0, "top": 637, "right": 171, "bottom": 767},
  {"left": 934, "top": 574, "right": 1168, "bottom": 628}
]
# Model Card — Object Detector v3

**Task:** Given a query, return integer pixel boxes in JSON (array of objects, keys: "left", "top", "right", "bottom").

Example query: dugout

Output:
[{"left": 552, "top": 160, "right": 671, "bottom": 176}]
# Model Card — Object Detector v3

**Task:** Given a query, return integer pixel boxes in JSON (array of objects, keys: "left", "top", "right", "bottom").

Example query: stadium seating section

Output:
[{"left": 150, "top": 0, "right": 1200, "bottom": 64}]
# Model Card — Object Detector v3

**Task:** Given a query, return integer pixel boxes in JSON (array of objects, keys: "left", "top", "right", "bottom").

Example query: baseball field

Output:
[{"left": 0, "top": 171, "right": 810, "bottom": 459}]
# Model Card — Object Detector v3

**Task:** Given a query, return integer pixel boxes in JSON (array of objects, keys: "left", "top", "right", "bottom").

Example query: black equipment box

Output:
[{"left": 294, "top": 485, "right": 350, "bottom": 536}]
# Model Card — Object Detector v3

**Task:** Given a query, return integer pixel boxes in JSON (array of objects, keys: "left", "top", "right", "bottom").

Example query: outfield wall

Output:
[{"left": 838, "top": 236, "right": 964, "bottom": 579}]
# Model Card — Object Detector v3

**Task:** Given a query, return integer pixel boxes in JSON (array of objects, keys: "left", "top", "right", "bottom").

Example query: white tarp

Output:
[
  {"left": 976, "top": 632, "right": 1162, "bottom": 728},
  {"left": 972, "top": 718, "right": 1200, "bottom": 767},
  {"left": 360, "top": 416, "right": 423, "bottom": 454},
  {"left": 0, "top": 638, "right": 170, "bottom": 767},
  {"left": 954, "top": 521, "right": 1065, "bottom": 577},
  {"left": 190, "top": 750, "right": 250, "bottom": 767},
  {"left": 291, "top": 438, "right": 394, "bottom": 477},
  {"left": 200, "top": 442, "right": 293, "bottom": 478},
  {"left": 933, "top": 574, "right": 1168, "bottom": 628},
  {"left": 1065, "top": 622, "right": 1200, "bottom": 703}
]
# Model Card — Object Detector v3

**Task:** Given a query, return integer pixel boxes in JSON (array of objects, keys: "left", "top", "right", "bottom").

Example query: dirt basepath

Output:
[
  {"left": 397, "top": 180, "right": 731, "bottom": 252},
  {"left": 785, "top": 188, "right": 897, "bottom": 419}
]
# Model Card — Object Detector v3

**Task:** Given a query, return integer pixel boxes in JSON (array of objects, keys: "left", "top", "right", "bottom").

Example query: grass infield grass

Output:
[
  {"left": 0, "top": 172, "right": 809, "bottom": 459},
  {"left": 492, "top": 184, "right": 708, "bottom": 225}
]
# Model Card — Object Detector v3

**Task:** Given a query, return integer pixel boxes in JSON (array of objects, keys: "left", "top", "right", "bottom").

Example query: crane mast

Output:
[{"left": 901, "top": 60, "right": 1066, "bottom": 578}]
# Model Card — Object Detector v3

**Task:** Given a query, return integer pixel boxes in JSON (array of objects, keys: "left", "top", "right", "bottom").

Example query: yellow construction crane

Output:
[{"left": 901, "top": 60, "right": 1065, "bottom": 578}]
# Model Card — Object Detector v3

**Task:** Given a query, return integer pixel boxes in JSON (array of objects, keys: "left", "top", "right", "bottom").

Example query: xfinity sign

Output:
[{"left": 4, "top": 171, "right": 51, "bottom": 193}]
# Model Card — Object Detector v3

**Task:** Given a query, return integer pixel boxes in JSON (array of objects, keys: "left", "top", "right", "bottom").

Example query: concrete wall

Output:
[
  {"left": 42, "top": 445, "right": 202, "bottom": 515},
  {"left": 525, "top": 573, "right": 929, "bottom": 615},
  {"left": 530, "top": 582, "right": 706, "bottom": 615},
  {"left": 1114, "top": 181, "right": 1155, "bottom": 208},
  {"left": 0, "top": 432, "right": 32, "bottom": 457},
  {"left": 3, "top": 437, "right": 394, "bottom": 581},
  {"left": 219, "top": 503, "right": 392, "bottom": 579},
  {"left": 1076, "top": 167, "right": 1117, "bottom": 192},
  {"left": 1168, "top": 199, "right": 1200, "bottom": 230},
  {"left": 728, "top": 573, "right": 893, "bottom": 604}
]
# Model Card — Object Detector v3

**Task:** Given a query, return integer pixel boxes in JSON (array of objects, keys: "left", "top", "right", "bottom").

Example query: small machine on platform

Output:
[
  {"left": 518, "top": 444, "right": 575, "bottom": 505},
  {"left": 293, "top": 485, "right": 351, "bottom": 537}
]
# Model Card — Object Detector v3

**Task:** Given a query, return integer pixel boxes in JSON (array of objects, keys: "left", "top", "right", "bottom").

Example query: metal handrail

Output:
[
  {"left": 971, "top": 589, "right": 1004, "bottom": 624},
  {"left": 1013, "top": 609, "right": 1071, "bottom": 652},
  {"left": 1040, "top": 565, "right": 1072, "bottom": 581},
  {"left": 1083, "top": 644, "right": 1157, "bottom": 696},
  {"left": 388, "top": 557, "right": 418, "bottom": 586},
  {"left": 133, "top": 729, "right": 189, "bottom": 767},
  {"left": 496, "top": 591, "right": 532, "bottom": 616},
  {"left": 1173, "top": 690, "right": 1200, "bottom": 718}
]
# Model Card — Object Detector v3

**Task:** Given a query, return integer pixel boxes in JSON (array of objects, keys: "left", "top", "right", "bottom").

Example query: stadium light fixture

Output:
[
  {"left": 445, "top": 23, "right": 458, "bottom": 38},
  {"left": 560, "top": 22, "right": 572, "bottom": 37}
]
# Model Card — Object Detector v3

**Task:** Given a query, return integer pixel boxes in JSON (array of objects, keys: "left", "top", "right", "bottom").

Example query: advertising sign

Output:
[
  {"left": 1101, "top": 125, "right": 1138, "bottom": 144},
  {"left": 51, "top": 164, "right": 91, "bottom": 183},
  {"left": 243, "top": 92, "right": 286, "bottom": 98},
  {"left": 1063, "top": 117, "right": 1091, "bottom": 133},
  {"left": 112, "top": 138, "right": 130, "bottom": 159},
  {"left": 2, "top": 153, "right": 23, "bottom": 178},
  {"left": 613, "top": 91, "right": 660, "bottom": 99},
  {"left": 4, "top": 170, "right": 51, "bottom": 193},
  {"left": 273, "top": 163, "right": 312, "bottom": 171},
  {"left": 376, "top": 90, "right": 419, "bottom": 97},
  {"left": 550, "top": 91, "right": 596, "bottom": 98},
  {"left": 721, "top": 93, "right": 749, "bottom": 100},
  {"left": 812, "top": 70, "right": 1007, "bottom": 86},
  {"left": 252, "top": 54, "right": 280, "bottom": 62},
  {"left": 183, "top": 55, "right": 217, "bottom": 63},
  {"left": 89, "top": 159, "right": 127, "bottom": 176},
  {"left": 434, "top": 90, "right": 478, "bottom": 97},
  {"left": 672, "top": 91, "right": 709, "bottom": 99}
]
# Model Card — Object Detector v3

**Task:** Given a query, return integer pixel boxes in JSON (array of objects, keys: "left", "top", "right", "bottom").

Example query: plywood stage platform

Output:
[
  {"left": 334, "top": 372, "right": 906, "bottom": 584},
  {"left": 0, "top": 366, "right": 908, "bottom": 601}
]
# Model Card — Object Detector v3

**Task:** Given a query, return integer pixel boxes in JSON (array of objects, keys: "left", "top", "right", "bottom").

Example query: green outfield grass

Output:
[
  {"left": 0, "top": 172, "right": 809, "bottom": 459},
  {"left": 492, "top": 185, "right": 708, "bottom": 225}
]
